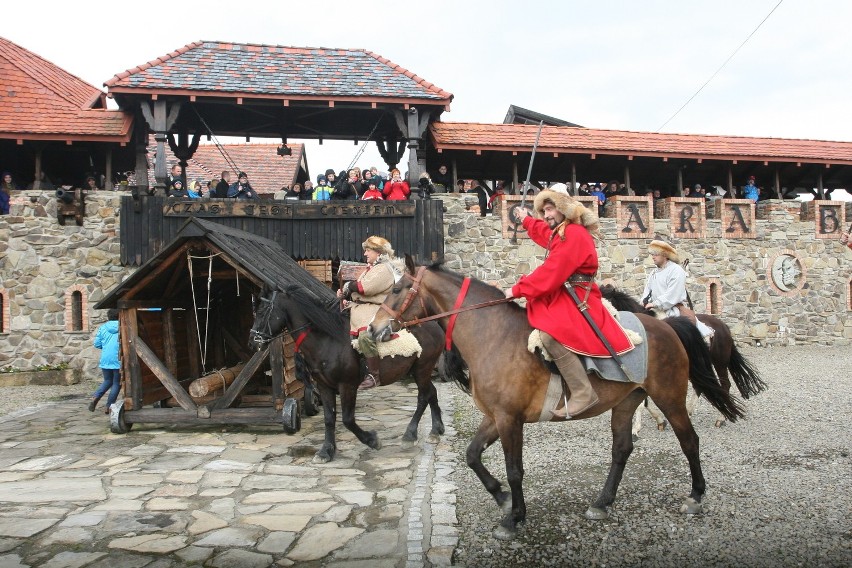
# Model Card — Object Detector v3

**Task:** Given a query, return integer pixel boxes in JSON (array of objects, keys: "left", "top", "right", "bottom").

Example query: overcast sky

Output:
[{"left": 5, "top": 0, "right": 850, "bottom": 181}]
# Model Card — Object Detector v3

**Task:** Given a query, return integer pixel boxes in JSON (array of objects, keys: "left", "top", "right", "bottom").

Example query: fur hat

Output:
[
  {"left": 362, "top": 236, "right": 394, "bottom": 256},
  {"left": 533, "top": 190, "right": 599, "bottom": 237},
  {"left": 548, "top": 182, "right": 569, "bottom": 194},
  {"left": 648, "top": 240, "right": 679, "bottom": 263}
]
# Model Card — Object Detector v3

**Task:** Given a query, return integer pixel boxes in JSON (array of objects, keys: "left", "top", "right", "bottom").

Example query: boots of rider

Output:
[
  {"left": 359, "top": 356, "right": 381, "bottom": 390},
  {"left": 541, "top": 332, "right": 598, "bottom": 418}
]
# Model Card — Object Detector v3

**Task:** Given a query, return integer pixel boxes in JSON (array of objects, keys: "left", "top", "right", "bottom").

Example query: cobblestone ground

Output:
[{"left": 0, "top": 380, "right": 459, "bottom": 567}]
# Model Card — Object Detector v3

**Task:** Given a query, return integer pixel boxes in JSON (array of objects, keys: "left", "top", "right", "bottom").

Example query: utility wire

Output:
[
  {"left": 191, "top": 106, "right": 242, "bottom": 174},
  {"left": 656, "top": 0, "right": 784, "bottom": 132}
]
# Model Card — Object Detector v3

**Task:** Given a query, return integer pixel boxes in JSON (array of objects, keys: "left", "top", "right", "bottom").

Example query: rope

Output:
[
  {"left": 187, "top": 251, "right": 221, "bottom": 373},
  {"left": 346, "top": 115, "right": 384, "bottom": 172},
  {"left": 191, "top": 106, "right": 242, "bottom": 175}
]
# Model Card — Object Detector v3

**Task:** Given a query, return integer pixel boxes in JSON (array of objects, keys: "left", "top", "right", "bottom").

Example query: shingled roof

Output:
[
  {"left": 0, "top": 36, "right": 132, "bottom": 142},
  {"left": 95, "top": 217, "right": 336, "bottom": 310},
  {"left": 106, "top": 41, "right": 453, "bottom": 106},
  {"left": 430, "top": 122, "right": 852, "bottom": 165},
  {"left": 146, "top": 141, "right": 307, "bottom": 194}
]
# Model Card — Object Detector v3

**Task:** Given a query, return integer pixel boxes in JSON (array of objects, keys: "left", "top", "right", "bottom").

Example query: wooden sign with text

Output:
[{"left": 163, "top": 199, "right": 416, "bottom": 219}]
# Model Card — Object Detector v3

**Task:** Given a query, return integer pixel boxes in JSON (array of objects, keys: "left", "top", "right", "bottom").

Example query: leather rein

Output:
[{"left": 379, "top": 266, "right": 514, "bottom": 330}]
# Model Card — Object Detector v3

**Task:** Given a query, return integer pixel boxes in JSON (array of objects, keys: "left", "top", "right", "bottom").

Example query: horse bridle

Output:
[
  {"left": 250, "top": 290, "right": 311, "bottom": 345},
  {"left": 379, "top": 266, "right": 428, "bottom": 331}
]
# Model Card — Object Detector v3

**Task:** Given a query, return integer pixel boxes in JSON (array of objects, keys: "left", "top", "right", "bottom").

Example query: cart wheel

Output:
[
  {"left": 303, "top": 384, "right": 321, "bottom": 417},
  {"left": 109, "top": 402, "right": 132, "bottom": 434},
  {"left": 282, "top": 398, "right": 301, "bottom": 434}
]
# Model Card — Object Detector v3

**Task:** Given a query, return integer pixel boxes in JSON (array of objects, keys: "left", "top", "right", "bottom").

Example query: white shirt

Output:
[{"left": 642, "top": 260, "right": 687, "bottom": 318}]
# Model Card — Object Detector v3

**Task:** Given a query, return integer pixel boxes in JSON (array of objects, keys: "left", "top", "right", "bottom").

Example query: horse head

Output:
[
  {"left": 248, "top": 286, "right": 286, "bottom": 351},
  {"left": 371, "top": 255, "right": 434, "bottom": 343}
]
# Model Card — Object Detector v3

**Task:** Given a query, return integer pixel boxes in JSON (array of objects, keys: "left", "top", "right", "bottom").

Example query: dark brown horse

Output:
[
  {"left": 600, "top": 284, "right": 766, "bottom": 429},
  {"left": 249, "top": 283, "right": 446, "bottom": 463},
  {"left": 370, "top": 258, "right": 745, "bottom": 540}
]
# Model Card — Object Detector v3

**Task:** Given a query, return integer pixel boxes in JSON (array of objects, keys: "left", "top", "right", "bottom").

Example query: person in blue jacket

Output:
[{"left": 88, "top": 309, "right": 121, "bottom": 414}]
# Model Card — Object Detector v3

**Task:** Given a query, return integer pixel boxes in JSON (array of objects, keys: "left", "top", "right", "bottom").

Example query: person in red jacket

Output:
[
  {"left": 504, "top": 190, "right": 633, "bottom": 418},
  {"left": 382, "top": 169, "right": 410, "bottom": 200}
]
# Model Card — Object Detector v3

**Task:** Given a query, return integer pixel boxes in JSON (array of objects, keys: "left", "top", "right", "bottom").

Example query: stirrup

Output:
[{"left": 358, "top": 374, "right": 380, "bottom": 390}]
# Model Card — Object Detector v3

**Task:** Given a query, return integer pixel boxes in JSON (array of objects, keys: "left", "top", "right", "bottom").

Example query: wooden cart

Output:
[{"left": 95, "top": 218, "right": 327, "bottom": 434}]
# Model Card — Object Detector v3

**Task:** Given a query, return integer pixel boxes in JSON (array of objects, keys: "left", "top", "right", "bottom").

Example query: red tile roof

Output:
[
  {"left": 0, "top": 37, "right": 132, "bottom": 142},
  {"left": 430, "top": 122, "right": 852, "bottom": 165},
  {"left": 106, "top": 41, "right": 452, "bottom": 105},
  {"left": 147, "top": 142, "right": 306, "bottom": 194}
]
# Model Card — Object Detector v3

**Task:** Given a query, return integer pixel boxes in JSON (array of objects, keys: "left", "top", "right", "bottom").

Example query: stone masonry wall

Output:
[
  {"left": 0, "top": 191, "right": 849, "bottom": 380},
  {"left": 0, "top": 190, "right": 132, "bottom": 378},
  {"left": 440, "top": 194, "right": 851, "bottom": 347}
]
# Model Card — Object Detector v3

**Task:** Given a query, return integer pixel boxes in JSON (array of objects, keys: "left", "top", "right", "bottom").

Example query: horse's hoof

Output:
[
  {"left": 368, "top": 435, "right": 382, "bottom": 451},
  {"left": 680, "top": 497, "right": 703, "bottom": 515},
  {"left": 426, "top": 433, "right": 441, "bottom": 444},
  {"left": 492, "top": 525, "right": 516, "bottom": 541},
  {"left": 313, "top": 452, "right": 332, "bottom": 464},
  {"left": 585, "top": 507, "right": 609, "bottom": 520},
  {"left": 400, "top": 439, "right": 415, "bottom": 450},
  {"left": 657, "top": 421, "right": 668, "bottom": 431}
]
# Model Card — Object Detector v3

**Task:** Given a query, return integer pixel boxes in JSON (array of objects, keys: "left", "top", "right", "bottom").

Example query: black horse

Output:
[
  {"left": 249, "top": 284, "right": 446, "bottom": 462},
  {"left": 601, "top": 284, "right": 766, "bottom": 428}
]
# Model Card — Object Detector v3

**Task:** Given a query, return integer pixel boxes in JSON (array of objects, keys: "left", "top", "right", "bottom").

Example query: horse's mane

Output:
[
  {"left": 284, "top": 284, "right": 347, "bottom": 339},
  {"left": 599, "top": 284, "right": 655, "bottom": 316}
]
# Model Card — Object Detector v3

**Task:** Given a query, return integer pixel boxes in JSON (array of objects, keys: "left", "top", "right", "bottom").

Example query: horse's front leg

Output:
[
  {"left": 587, "top": 390, "right": 645, "bottom": 519},
  {"left": 339, "top": 383, "right": 381, "bottom": 450},
  {"left": 403, "top": 368, "right": 444, "bottom": 447},
  {"left": 466, "top": 415, "right": 510, "bottom": 511},
  {"left": 493, "top": 414, "right": 526, "bottom": 541},
  {"left": 314, "top": 382, "right": 338, "bottom": 463}
]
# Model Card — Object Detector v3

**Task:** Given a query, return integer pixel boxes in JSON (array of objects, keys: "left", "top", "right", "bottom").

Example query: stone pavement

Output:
[{"left": 0, "top": 382, "right": 459, "bottom": 567}]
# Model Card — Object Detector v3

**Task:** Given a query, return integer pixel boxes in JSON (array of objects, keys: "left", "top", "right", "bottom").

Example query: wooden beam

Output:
[
  {"left": 125, "top": 407, "right": 281, "bottom": 424},
  {"left": 212, "top": 346, "right": 269, "bottom": 410},
  {"left": 124, "top": 242, "right": 193, "bottom": 300},
  {"left": 221, "top": 326, "right": 252, "bottom": 362},
  {"left": 120, "top": 308, "right": 142, "bottom": 410},
  {"left": 135, "top": 335, "right": 198, "bottom": 411},
  {"left": 163, "top": 308, "right": 178, "bottom": 378},
  {"left": 269, "top": 335, "right": 285, "bottom": 409}
]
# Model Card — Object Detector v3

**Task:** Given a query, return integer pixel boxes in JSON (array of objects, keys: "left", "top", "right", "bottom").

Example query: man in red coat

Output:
[{"left": 504, "top": 190, "right": 633, "bottom": 418}]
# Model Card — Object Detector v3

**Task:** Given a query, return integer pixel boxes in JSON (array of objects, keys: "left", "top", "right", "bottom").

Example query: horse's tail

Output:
[
  {"left": 665, "top": 316, "right": 745, "bottom": 423},
  {"left": 727, "top": 344, "right": 767, "bottom": 399},
  {"left": 441, "top": 346, "right": 470, "bottom": 395}
]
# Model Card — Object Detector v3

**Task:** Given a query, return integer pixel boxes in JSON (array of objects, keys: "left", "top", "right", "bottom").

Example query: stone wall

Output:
[
  {"left": 0, "top": 190, "right": 132, "bottom": 377},
  {"left": 440, "top": 194, "right": 851, "bottom": 347},
  {"left": 0, "top": 191, "right": 849, "bottom": 379}
]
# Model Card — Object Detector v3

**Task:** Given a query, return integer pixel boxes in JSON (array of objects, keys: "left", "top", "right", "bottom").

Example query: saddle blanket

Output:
[
  {"left": 529, "top": 311, "right": 649, "bottom": 384},
  {"left": 351, "top": 328, "right": 423, "bottom": 358}
]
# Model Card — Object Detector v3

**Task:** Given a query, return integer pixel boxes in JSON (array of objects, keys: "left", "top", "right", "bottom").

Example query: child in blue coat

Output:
[{"left": 88, "top": 309, "right": 121, "bottom": 414}]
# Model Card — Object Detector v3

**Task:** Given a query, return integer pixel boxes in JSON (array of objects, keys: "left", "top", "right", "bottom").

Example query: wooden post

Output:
[
  {"left": 512, "top": 160, "right": 519, "bottom": 194},
  {"left": 120, "top": 308, "right": 143, "bottom": 410},
  {"left": 269, "top": 335, "right": 285, "bottom": 409},
  {"left": 33, "top": 148, "right": 43, "bottom": 190},
  {"left": 676, "top": 167, "right": 684, "bottom": 197},
  {"left": 727, "top": 165, "right": 734, "bottom": 197},
  {"left": 624, "top": 165, "right": 632, "bottom": 196},
  {"left": 774, "top": 168, "right": 781, "bottom": 199},
  {"left": 571, "top": 162, "right": 577, "bottom": 196},
  {"left": 406, "top": 107, "right": 421, "bottom": 183},
  {"left": 135, "top": 336, "right": 197, "bottom": 411},
  {"left": 452, "top": 159, "right": 458, "bottom": 192},
  {"left": 185, "top": 308, "right": 201, "bottom": 379},
  {"left": 817, "top": 171, "right": 824, "bottom": 199},
  {"left": 163, "top": 308, "right": 178, "bottom": 378},
  {"left": 105, "top": 148, "right": 113, "bottom": 191}
]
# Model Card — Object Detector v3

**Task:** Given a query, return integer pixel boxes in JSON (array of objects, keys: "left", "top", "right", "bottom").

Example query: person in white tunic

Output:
[{"left": 641, "top": 240, "right": 714, "bottom": 341}]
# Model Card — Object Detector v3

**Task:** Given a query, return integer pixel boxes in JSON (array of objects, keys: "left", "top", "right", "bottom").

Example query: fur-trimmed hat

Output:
[
  {"left": 533, "top": 190, "right": 599, "bottom": 237},
  {"left": 548, "top": 182, "right": 569, "bottom": 194},
  {"left": 362, "top": 235, "right": 394, "bottom": 256},
  {"left": 648, "top": 240, "right": 679, "bottom": 263}
]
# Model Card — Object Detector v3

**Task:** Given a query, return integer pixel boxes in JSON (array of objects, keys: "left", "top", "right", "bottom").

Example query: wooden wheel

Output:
[
  {"left": 108, "top": 403, "right": 132, "bottom": 434},
  {"left": 282, "top": 397, "right": 301, "bottom": 434}
]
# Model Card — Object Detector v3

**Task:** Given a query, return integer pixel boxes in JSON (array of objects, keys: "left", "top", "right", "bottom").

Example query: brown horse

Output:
[
  {"left": 249, "top": 283, "right": 446, "bottom": 463},
  {"left": 600, "top": 284, "right": 766, "bottom": 429},
  {"left": 370, "top": 258, "right": 745, "bottom": 540}
]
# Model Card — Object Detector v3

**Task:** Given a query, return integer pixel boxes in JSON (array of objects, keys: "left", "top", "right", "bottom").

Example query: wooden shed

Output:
[{"left": 95, "top": 217, "right": 334, "bottom": 433}]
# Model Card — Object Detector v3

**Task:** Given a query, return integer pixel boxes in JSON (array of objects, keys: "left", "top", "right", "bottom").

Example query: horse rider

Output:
[
  {"left": 337, "top": 236, "right": 402, "bottom": 390},
  {"left": 504, "top": 190, "right": 634, "bottom": 418},
  {"left": 642, "top": 240, "right": 714, "bottom": 341}
]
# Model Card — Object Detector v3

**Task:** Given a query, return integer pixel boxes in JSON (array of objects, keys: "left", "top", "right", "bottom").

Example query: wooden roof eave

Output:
[
  {"left": 430, "top": 143, "right": 852, "bottom": 167},
  {"left": 108, "top": 87, "right": 451, "bottom": 109}
]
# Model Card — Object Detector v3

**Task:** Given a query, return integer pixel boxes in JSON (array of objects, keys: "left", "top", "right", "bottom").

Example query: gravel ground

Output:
[{"left": 450, "top": 345, "right": 851, "bottom": 567}]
